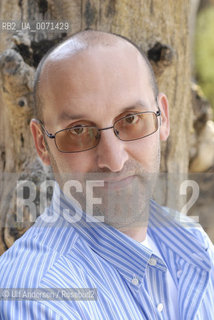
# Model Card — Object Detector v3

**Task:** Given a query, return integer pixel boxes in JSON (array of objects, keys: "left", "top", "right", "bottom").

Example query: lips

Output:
[{"left": 103, "top": 175, "right": 135, "bottom": 191}]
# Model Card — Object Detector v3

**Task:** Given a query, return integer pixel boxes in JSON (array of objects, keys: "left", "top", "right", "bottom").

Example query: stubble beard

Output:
[{"left": 47, "top": 144, "right": 160, "bottom": 230}]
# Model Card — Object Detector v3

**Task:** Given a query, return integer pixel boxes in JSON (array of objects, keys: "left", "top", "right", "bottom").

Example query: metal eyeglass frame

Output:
[{"left": 37, "top": 107, "right": 161, "bottom": 153}]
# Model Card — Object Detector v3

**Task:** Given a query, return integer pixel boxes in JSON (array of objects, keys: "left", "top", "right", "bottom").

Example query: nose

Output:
[{"left": 96, "top": 129, "right": 129, "bottom": 172}]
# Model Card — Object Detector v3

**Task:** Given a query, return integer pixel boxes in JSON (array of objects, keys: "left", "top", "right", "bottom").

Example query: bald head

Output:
[{"left": 33, "top": 30, "right": 158, "bottom": 120}]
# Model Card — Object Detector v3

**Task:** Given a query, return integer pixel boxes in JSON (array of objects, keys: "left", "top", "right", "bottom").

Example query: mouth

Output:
[{"left": 103, "top": 175, "right": 136, "bottom": 191}]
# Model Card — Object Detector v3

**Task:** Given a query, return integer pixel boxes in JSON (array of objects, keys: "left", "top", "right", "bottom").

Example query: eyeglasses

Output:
[{"left": 38, "top": 109, "right": 161, "bottom": 153}]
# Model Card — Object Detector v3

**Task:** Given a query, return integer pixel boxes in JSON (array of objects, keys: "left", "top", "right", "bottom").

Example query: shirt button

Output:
[
  {"left": 132, "top": 278, "right": 139, "bottom": 286},
  {"left": 157, "top": 303, "right": 164, "bottom": 312},
  {"left": 148, "top": 257, "right": 157, "bottom": 266},
  {"left": 177, "top": 270, "right": 182, "bottom": 278}
]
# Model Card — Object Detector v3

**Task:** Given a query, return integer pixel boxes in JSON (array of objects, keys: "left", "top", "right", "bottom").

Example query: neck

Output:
[{"left": 118, "top": 225, "right": 147, "bottom": 242}]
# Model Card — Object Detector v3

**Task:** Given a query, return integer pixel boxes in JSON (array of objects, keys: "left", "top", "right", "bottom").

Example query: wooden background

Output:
[{"left": 0, "top": 0, "right": 212, "bottom": 253}]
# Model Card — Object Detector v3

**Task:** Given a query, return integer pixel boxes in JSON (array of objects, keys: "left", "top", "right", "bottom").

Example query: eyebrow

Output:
[
  {"left": 121, "top": 101, "right": 149, "bottom": 112},
  {"left": 59, "top": 111, "right": 87, "bottom": 121},
  {"left": 58, "top": 100, "right": 149, "bottom": 122}
]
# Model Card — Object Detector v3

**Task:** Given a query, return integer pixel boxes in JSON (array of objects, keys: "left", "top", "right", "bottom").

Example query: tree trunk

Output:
[{"left": 0, "top": 0, "right": 192, "bottom": 253}]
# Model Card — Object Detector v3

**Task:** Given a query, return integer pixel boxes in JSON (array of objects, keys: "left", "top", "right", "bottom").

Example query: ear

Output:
[
  {"left": 30, "top": 119, "right": 51, "bottom": 166},
  {"left": 158, "top": 93, "right": 170, "bottom": 141}
]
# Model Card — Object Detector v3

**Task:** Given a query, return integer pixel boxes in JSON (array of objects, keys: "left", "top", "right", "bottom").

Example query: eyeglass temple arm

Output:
[
  {"left": 156, "top": 102, "right": 161, "bottom": 126},
  {"left": 156, "top": 109, "right": 161, "bottom": 116},
  {"left": 35, "top": 119, "right": 55, "bottom": 139}
]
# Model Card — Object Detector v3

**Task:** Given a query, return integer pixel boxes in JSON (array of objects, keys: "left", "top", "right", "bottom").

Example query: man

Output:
[{"left": 0, "top": 30, "right": 213, "bottom": 319}]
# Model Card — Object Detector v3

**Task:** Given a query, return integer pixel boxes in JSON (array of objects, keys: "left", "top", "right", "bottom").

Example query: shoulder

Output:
[
  {"left": 0, "top": 299, "right": 82, "bottom": 320},
  {"left": 164, "top": 204, "right": 213, "bottom": 250},
  {"left": 150, "top": 200, "right": 214, "bottom": 263},
  {"left": 0, "top": 214, "right": 79, "bottom": 289}
]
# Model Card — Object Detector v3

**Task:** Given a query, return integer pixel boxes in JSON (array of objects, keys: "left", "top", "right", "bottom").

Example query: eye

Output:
[
  {"left": 125, "top": 114, "right": 139, "bottom": 124},
  {"left": 70, "top": 126, "right": 87, "bottom": 135}
]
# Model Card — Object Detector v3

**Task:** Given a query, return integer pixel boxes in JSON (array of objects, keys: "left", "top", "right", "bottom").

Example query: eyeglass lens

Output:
[
  {"left": 55, "top": 112, "right": 158, "bottom": 152},
  {"left": 114, "top": 113, "right": 158, "bottom": 141}
]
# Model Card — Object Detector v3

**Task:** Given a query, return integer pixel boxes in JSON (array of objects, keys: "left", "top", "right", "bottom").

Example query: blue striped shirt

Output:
[{"left": 0, "top": 184, "right": 213, "bottom": 319}]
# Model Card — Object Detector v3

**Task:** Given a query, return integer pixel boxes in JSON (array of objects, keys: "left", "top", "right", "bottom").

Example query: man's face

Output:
[{"left": 31, "top": 42, "right": 169, "bottom": 230}]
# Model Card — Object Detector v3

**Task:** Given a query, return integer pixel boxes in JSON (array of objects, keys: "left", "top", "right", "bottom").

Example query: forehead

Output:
[{"left": 39, "top": 43, "right": 154, "bottom": 124}]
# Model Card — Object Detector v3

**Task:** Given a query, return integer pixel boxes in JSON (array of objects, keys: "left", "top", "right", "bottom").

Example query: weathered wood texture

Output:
[{"left": 0, "top": 0, "right": 194, "bottom": 253}]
